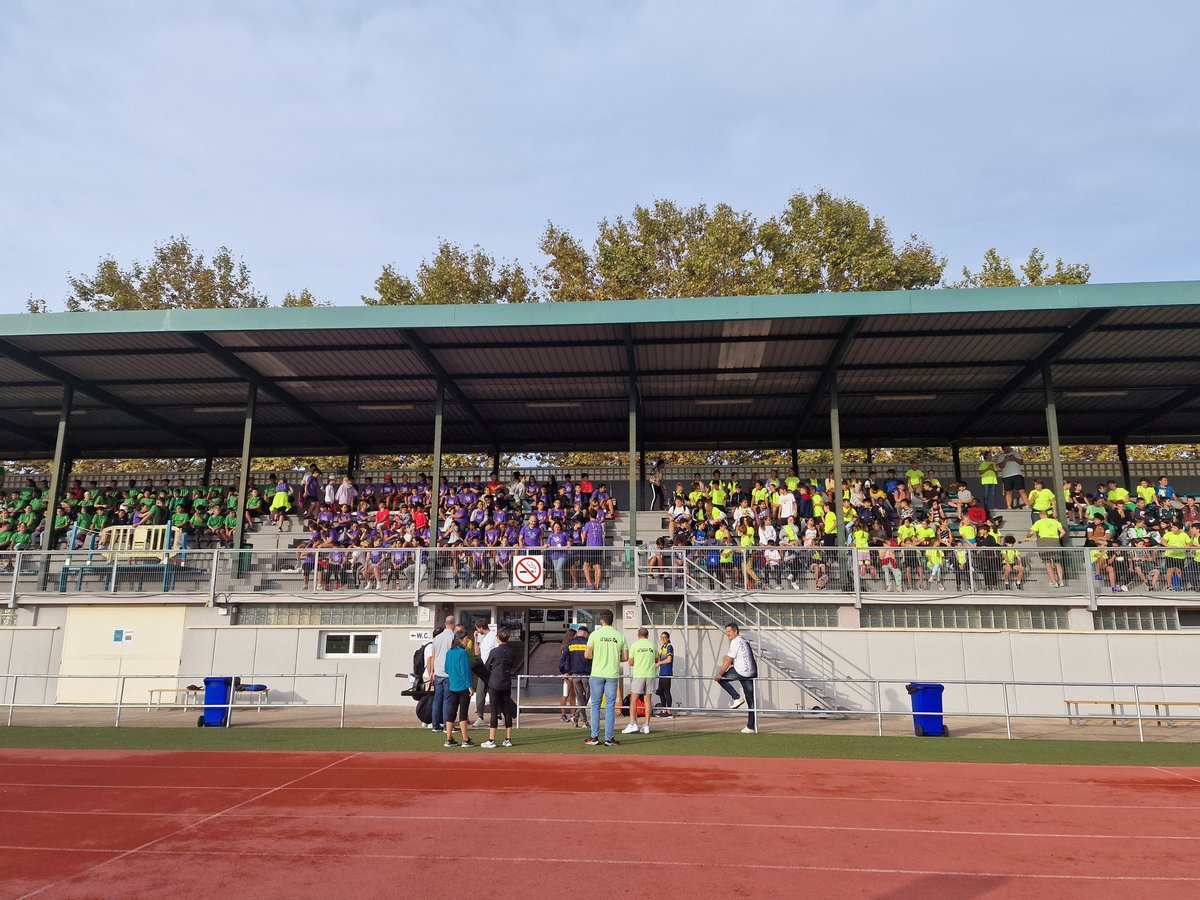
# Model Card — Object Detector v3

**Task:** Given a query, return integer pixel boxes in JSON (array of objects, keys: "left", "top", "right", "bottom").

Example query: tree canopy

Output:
[{"left": 64, "top": 236, "right": 269, "bottom": 311}]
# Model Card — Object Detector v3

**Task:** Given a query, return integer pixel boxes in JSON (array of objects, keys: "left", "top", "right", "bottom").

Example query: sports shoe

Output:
[
  {"left": 560, "top": 714, "right": 570, "bottom": 723},
  {"left": 584, "top": 737, "right": 600, "bottom": 746},
  {"left": 641, "top": 724, "right": 650, "bottom": 734},
  {"left": 443, "top": 739, "right": 458, "bottom": 747},
  {"left": 622, "top": 723, "right": 639, "bottom": 734},
  {"left": 656, "top": 711, "right": 673, "bottom": 718},
  {"left": 740, "top": 726, "right": 756, "bottom": 734},
  {"left": 502, "top": 739, "right": 513, "bottom": 747},
  {"left": 730, "top": 697, "right": 746, "bottom": 710},
  {"left": 604, "top": 739, "right": 621, "bottom": 747},
  {"left": 481, "top": 739, "right": 496, "bottom": 748},
  {"left": 473, "top": 718, "right": 485, "bottom": 728},
  {"left": 461, "top": 739, "right": 475, "bottom": 747}
]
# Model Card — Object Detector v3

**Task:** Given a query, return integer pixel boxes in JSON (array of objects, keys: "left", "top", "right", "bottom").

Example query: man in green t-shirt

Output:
[
  {"left": 584, "top": 612, "right": 627, "bottom": 746},
  {"left": 1027, "top": 509, "right": 1066, "bottom": 588},
  {"left": 622, "top": 627, "right": 657, "bottom": 736}
]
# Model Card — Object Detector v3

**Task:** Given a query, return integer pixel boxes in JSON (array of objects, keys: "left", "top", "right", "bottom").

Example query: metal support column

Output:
[
  {"left": 39, "top": 386, "right": 73, "bottom": 589},
  {"left": 429, "top": 382, "right": 444, "bottom": 553},
  {"left": 1042, "top": 366, "right": 1066, "bottom": 520},
  {"left": 830, "top": 375, "right": 845, "bottom": 545},
  {"left": 201, "top": 456, "right": 214, "bottom": 487},
  {"left": 346, "top": 453, "right": 358, "bottom": 479},
  {"left": 628, "top": 387, "right": 638, "bottom": 547},
  {"left": 790, "top": 446, "right": 799, "bottom": 476},
  {"left": 1116, "top": 441, "right": 1132, "bottom": 490},
  {"left": 491, "top": 447, "right": 501, "bottom": 478},
  {"left": 865, "top": 448, "right": 873, "bottom": 467},
  {"left": 951, "top": 444, "right": 962, "bottom": 483},
  {"left": 638, "top": 445, "right": 646, "bottom": 511},
  {"left": 231, "top": 383, "right": 256, "bottom": 561}
]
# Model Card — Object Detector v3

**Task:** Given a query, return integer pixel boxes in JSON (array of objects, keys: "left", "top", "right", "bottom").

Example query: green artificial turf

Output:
[{"left": 0, "top": 726, "right": 1197, "bottom": 766}]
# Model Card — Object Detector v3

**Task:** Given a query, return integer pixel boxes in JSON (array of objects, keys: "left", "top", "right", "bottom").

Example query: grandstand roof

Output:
[{"left": 1, "top": 280, "right": 1198, "bottom": 459}]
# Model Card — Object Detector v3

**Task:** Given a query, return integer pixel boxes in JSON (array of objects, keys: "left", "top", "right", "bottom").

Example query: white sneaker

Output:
[
  {"left": 481, "top": 739, "right": 496, "bottom": 748},
  {"left": 740, "top": 726, "right": 756, "bottom": 734},
  {"left": 730, "top": 697, "right": 746, "bottom": 710},
  {"left": 622, "top": 723, "right": 639, "bottom": 735},
  {"left": 472, "top": 718, "right": 485, "bottom": 728},
  {"left": 641, "top": 724, "right": 650, "bottom": 734}
]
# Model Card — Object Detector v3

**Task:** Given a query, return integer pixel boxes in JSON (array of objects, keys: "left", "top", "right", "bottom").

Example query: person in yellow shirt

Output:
[
  {"left": 905, "top": 463, "right": 925, "bottom": 493},
  {"left": 1027, "top": 509, "right": 1066, "bottom": 588},
  {"left": 1160, "top": 523, "right": 1191, "bottom": 589},
  {"left": 1000, "top": 535, "right": 1025, "bottom": 590},
  {"left": 1027, "top": 479, "right": 1057, "bottom": 520},
  {"left": 925, "top": 543, "right": 945, "bottom": 589}
]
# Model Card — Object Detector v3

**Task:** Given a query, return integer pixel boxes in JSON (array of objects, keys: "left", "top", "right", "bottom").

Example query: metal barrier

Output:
[
  {"left": 0, "top": 672, "right": 348, "bottom": 728},
  {"left": 1, "top": 544, "right": 1196, "bottom": 608},
  {"left": 638, "top": 545, "right": 1200, "bottom": 609},
  {"left": 510, "top": 673, "right": 1200, "bottom": 741}
]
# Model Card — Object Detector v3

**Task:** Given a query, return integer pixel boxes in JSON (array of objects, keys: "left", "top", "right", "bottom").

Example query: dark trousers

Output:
[
  {"left": 490, "top": 688, "right": 513, "bottom": 729},
  {"left": 717, "top": 671, "right": 756, "bottom": 728},
  {"left": 656, "top": 676, "right": 673, "bottom": 710},
  {"left": 471, "top": 662, "right": 490, "bottom": 718}
]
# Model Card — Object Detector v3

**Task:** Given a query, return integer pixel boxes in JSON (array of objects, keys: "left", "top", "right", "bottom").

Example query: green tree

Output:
[
  {"left": 538, "top": 190, "right": 945, "bottom": 303},
  {"left": 952, "top": 247, "right": 1091, "bottom": 288},
  {"left": 362, "top": 240, "right": 536, "bottom": 305},
  {"left": 66, "top": 236, "right": 268, "bottom": 311},
  {"left": 281, "top": 288, "right": 331, "bottom": 307}
]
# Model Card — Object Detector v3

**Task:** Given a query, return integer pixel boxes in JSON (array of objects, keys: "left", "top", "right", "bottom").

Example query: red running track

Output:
[{"left": 0, "top": 749, "right": 1197, "bottom": 899}]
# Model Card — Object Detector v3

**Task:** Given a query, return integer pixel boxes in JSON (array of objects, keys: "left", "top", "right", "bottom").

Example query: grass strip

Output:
[{"left": 0, "top": 726, "right": 1197, "bottom": 766}]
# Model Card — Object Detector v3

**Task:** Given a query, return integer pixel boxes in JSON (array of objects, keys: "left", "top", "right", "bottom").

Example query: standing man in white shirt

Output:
[
  {"left": 996, "top": 446, "right": 1030, "bottom": 511},
  {"left": 714, "top": 622, "right": 758, "bottom": 733},
  {"left": 427, "top": 615, "right": 456, "bottom": 734},
  {"left": 471, "top": 617, "right": 499, "bottom": 728}
]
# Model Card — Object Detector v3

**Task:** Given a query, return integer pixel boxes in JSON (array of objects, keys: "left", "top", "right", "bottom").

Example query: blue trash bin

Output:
[
  {"left": 199, "top": 676, "right": 234, "bottom": 728},
  {"left": 905, "top": 682, "right": 947, "bottom": 737}
]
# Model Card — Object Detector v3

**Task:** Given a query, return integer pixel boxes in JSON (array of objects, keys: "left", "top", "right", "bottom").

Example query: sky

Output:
[{"left": 2, "top": 1, "right": 1197, "bottom": 312}]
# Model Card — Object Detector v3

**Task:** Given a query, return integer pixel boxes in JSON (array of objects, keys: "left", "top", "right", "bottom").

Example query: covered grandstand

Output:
[{"left": 0, "top": 280, "right": 1198, "bottom": 723}]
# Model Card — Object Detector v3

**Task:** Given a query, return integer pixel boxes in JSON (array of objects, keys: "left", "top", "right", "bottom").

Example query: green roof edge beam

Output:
[{"left": 4, "top": 281, "right": 1200, "bottom": 337}]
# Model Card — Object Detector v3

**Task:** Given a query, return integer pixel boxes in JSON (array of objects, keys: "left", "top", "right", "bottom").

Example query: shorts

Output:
[
  {"left": 1038, "top": 550, "right": 1061, "bottom": 564},
  {"left": 584, "top": 549, "right": 603, "bottom": 565},
  {"left": 630, "top": 677, "right": 655, "bottom": 695},
  {"left": 447, "top": 689, "right": 471, "bottom": 722},
  {"left": 1002, "top": 475, "right": 1026, "bottom": 492}
]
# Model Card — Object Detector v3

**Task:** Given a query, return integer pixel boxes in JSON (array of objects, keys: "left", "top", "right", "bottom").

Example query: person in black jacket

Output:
[
  {"left": 559, "top": 624, "right": 592, "bottom": 728},
  {"left": 481, "top": 629, "right": 515, "bottom": 748}
]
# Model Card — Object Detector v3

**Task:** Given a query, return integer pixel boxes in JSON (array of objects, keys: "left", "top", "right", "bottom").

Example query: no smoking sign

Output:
[{"left": 512, "top": 555, "right": 544, "bottom": 587}]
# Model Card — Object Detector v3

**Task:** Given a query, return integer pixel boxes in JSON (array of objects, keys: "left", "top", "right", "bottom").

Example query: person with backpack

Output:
[
  {"left": 481, "top": 629, "right": 515, "bottom": 748},
  {"left": 714, "top": 622, "right": 757, "bottom": 733}
]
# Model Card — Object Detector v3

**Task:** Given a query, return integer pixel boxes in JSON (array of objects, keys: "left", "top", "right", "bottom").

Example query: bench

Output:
[
  {"left": 58, "top": 562, "right": 209, "bottom": 593},
  {"left": 147, "top": 687, "right": 203, "bottom": 711},
  {"left": 1065, "top": 699, "right": 1200, "bottom": 728}
]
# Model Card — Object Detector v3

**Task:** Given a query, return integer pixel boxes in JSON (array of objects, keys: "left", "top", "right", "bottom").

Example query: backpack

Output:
[{"left": 412, "top": 642, "right": 430, "bottom": 683}]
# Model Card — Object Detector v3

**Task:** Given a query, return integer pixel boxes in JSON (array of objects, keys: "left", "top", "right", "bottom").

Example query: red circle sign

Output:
[{"left": 513, "top": 556, "right": 543, "bottom": 585}]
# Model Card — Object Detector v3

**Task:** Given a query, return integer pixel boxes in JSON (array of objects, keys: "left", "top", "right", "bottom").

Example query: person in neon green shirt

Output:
[
  {"left": 1028, "top": 479, "right": 1057, "bottom": 518},
  {"left": 622, "top": 627, "right": 657, "bottom": 736},
  {"left": 1160, "top": 524, "right": 1191, "bottom": 589},
  {"left": 905, "top": 464, "right": 924, "bottom": 491},
  {"left": 584, "top": 612, "right": 628, "bottom": 746},
  {"left": 1027, "top": 509, "right": 1066, "bottom": 588}
]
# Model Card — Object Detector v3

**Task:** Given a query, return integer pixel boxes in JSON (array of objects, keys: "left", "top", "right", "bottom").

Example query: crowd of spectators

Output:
[
  {"left": 644, "top": 461, "right": 1200, "bottom": 594},
  {"left": 3, "top": 456, "right": 1198, "bottom": 593}
]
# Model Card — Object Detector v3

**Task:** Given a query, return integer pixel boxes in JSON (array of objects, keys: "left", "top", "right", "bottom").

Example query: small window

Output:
[
  {"left": 321, "top": 632, "right": 381, "bottom": 658},
  {"left": 546, "top": 609, "right": 566, "bottom": 623},
  {"left": 528, "top": 609, "right": 545, "bottom": 623},
  {"left": 1178, "top": 610, "right": 1200, "bottom": 629}
]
